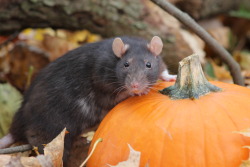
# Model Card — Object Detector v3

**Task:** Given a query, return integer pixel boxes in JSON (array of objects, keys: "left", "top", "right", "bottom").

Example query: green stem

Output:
[
  {"left": 25, "top": 65, "right": 34, "bottom": 89},
  {"left": 160, "top": 54, "right": 221, "bottom": 99}
]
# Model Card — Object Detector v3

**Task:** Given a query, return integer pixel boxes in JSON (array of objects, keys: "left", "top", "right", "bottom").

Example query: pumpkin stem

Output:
[{"left": 160, "top": 54, "right": 221, "bottom": 99}]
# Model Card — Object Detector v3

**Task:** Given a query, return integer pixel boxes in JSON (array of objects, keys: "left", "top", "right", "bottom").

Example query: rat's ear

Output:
[
  {"left": 147, "top": 36, "right": 163, "bottom": 56},
  {"left": 112, "top": 38, "right": 129, "bottom": 58}
]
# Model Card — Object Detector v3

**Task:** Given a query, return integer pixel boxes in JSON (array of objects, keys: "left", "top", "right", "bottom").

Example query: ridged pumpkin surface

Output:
[{"left": 87, "top": 81, "right": 250, "bottom": 167}]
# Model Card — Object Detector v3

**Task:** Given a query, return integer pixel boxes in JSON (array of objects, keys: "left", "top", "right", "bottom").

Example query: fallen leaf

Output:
[
  {"left": 236, "top": 129, "right": 250, "bottom": 167},
  {"left": 108, "top": 144, "right": 141, "bottom": 167},
  {"left": 43, "top": 128, "right": 66, "bottom": 167},
  {"left": 240, "top": 160, "right": 250, "bottom": 167},
  {"left": 18, "top": 28, "right": 102, "bottom": 63},
  {"left": 207, "top": 27, "right": 230, "bottom": 49},
  {"left": 18, "top": 156, "right": 42, "bottom": 167},
  {"left": 0, "top": 43, "right": 14, "bottom": 79},
  {"left": 234, "top": 128, "right": 250, "bottom": 137},
  {"left": 6, "top": 42, "right": 50, "bottom": 92},
  {"left": 180, "top": 30, "right": 205, "bottom": 64},
  {"left": 243, "top": 146, "right": 250, "bottom": 149},
  {"left": 230, "top": 5, "right": 250, "bottom": 19},
  {"left": 233, "top": 51, "right": 250, "bottom": 71},
  {"left": 210, "top": 60, "right": 232, "bottom": 83},
  {"left": 242, "top": 70, "right": 250, "bottom": 88},
  {"left": 204, "top": 61, "right": 216, "bottom": 79},
  {"left": 200, "top": 18, "right": 230, "bottom": 48},
  {"left": 240, "top": 146, "right": 250, "bottom": 167},
  {"left": 0, "top": 155, "right": 11, "bottom": 165},
  {"left": 204, "top": 58, "right": 233, "bottom": 83},
  {"left": 86, "top": 34, "right": 102, "bottom": 43},
  {"left": 19, "top": 28, "right": 55, "bottom": 41},
  {"left": 36, "top": 155, "right": 53, "bottom": 167},
  {"left": 0, "top": 83, "right": 22, "bottom": 137},
  {"left": 41, "top": 34, "right": 76, "bottom": 61},
  {"left": 64, "top": 29, "right": 89, "bottom": 44},
  {"left": 0, "top": 128, "right": 66, "bottom": 167}
]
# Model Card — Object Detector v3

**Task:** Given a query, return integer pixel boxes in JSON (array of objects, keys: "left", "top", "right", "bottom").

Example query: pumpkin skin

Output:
[{"left": 87, "top": 81, "right": 250, "bottom": 167}]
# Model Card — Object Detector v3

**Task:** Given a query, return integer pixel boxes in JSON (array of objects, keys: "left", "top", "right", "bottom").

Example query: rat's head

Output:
[{"left": 113, "top": 36, "right": 163, "bottom": 96}]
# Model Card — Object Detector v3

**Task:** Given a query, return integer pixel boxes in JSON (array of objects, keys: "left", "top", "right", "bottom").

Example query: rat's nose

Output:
[
  {"left": 131, "top": 82, "right": 139, "bottom": 88},
  {"left": 130, "top": 82, "right": 141, "bottom": 94}
]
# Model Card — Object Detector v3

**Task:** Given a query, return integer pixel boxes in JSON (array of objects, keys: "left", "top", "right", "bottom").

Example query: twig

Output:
[
  {"left": 150, "top": 0, "right": 244, "bottom": 86},
  {"left": 79, "top": 138, "right": 103, "bottom": 167},
  {"left": 0, "top": 144, "right": 33, "bottom": 154}
]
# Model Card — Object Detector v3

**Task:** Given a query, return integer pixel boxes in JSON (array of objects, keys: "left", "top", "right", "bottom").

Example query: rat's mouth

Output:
[
  {"left": 129, "top": 87, "right": 150, "bottom": 96},
  {"left": 125, "top": 81, "right": 151, "bottom": 96}
]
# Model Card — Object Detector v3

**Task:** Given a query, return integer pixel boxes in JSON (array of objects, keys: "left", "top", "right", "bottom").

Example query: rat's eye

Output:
[
  {"left": 146, "top": 62, "right": 151, "bottom": 68},
  {"left": 124, "top": 62, "right": 130, "bottom": 67}
]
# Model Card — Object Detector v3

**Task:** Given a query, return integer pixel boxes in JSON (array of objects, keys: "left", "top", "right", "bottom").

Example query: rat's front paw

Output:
[{"left": 160, "top": 70, "right": 177, "bottom": 82}]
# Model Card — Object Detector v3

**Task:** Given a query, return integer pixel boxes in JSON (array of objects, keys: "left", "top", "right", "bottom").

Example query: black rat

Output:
[{"left": 0, "top": 36, "right": 176, "bottom": 164}]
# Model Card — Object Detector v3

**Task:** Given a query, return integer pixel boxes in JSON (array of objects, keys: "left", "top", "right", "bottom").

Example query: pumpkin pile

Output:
[{"left": 87, "top": 54, "right": 250, "bottom": 167}]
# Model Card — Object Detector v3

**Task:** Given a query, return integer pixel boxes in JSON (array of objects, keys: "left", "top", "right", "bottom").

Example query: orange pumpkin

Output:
[{"left": 87, "top": 55, "right": 250, "bottom": 167}]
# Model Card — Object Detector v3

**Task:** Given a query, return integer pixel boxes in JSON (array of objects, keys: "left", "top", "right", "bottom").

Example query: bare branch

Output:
[
  {"left": 150, "top": 0, "right": 244, "bottom": 86},
  {"left": 0, "top": 144, "right": 32, "bottom": 154}
]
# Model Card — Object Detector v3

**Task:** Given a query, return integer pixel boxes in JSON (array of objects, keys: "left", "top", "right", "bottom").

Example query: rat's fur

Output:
[{"left": 1, "top": 36, "right": 172, "bottom": 164}]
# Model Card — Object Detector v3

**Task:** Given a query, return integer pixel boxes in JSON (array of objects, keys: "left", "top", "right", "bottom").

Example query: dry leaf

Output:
[
  {"left": 41, "top": 34, "right": 76, "bottom": 61},
  {"left": 234, "top": 51, "right": 250, "bottom": 71},
  {"left": 18, "top": 28, "right": 102, "bottom": 63},
  {"left": 240, "top": 146, "right": 250, "bottom": 167},
  {"left": 210, "top": 60, "right": 232, "bottom": 82},
  {"left": 200, "top": 18, "right": 230, "bottom": 48},
  {"left": 86, "top": 34, "right": 102, "bottom": 43},
  {"left": 0, "top": 128, "right": 66, "bottom": 167},
  {"left": 18, "top": 156, "right": 42, "bottom": 167},
  {"left": 0, "top": 83, "right": 22, "bottom": 137},
  {"left": 0, "top": 43, "right": 14, "bottom": 77},
  {"left": 145, "top": 0, "right": 180, "bottom": 30},
  {"left": 243, "top": 146, "right": 250, "bottom": 150},
  {"left": 234, "top": 128, "right": 250, "bottom": 137},
  {"left": 180, "top": 30, "right": 205, "bottom": 64},
  {"left": 236, "top": 129, "right": 250, "bottom": 167},
  {"left": 240, "top": 160, "right": 250, "bottom": 167},
  {"left": 242, "top": 71, "right": 250, "bottom": 88},
  {"left": 108, "top": 144, "right": 141, "bottom": 167},
  {"left": 6, "top": 42, "right": 49, "bottom": 91},
  {"left": 0, "top": 155, "right": 11, "bottom": 166},
  {"left": 64, "top": 30, "right": 89, "bottom": 43},
  {"left": 207, "top": 27, "right": 230, "bottom": 48},
  {"left": 19, "top": 28, "right": 55, "bottom": 42},
  {"left": 43, "top": 128, "right": 66, "bottom": 167}
]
